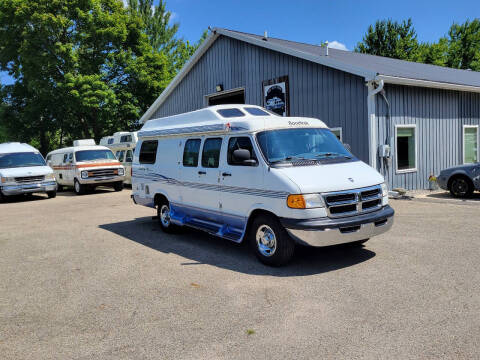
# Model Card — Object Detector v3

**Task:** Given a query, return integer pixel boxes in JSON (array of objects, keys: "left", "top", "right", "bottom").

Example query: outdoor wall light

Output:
[{"left": 216, "top": 84, "right": 223, "bottom": 92}]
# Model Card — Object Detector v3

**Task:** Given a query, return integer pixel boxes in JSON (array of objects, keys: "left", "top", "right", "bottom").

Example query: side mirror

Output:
[
  {"left": 233, "top": 149, "right": 251, "bottom": 162},
  {"left": 47, "top": 160, "right": 52, "bottom": 167},
  {"left": 343, "top": 143, "right": 352, "bottom": 152}
]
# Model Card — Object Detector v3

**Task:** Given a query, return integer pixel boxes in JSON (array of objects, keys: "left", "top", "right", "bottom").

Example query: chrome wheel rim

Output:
[
  {"left": 160, "top": 204, "right": 171, "bottom": 227},
  {"left": 256, "top": 225, "right": 277, "bottom": 257},
  {"left": 452, "top": 178, "right": 468, "bottom": 196}
]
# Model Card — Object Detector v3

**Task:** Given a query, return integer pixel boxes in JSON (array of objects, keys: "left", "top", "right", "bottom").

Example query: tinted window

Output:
[
  {"left": 0, "top": 152, "right": 46, "bottom": 169},
  {"left": 227, "top": 137, "right": 257, "bottom": 166},
  {"left": 75, "top": 150, "right": 116, "bottom": 162},
  {"left": 107, "top": 138, "right": 114, "bottom": 144},
  {"left": 120, "top": 135, "right": 132, "bottom": 143},
  {"left": 139, "top": 140, "right": 158, "bottom": 164},
  {"left": 244, "top": 107, "right": 270, "bottom": 116},
  {"left": 117, "top": 150, "right": 125, "bottom": 162},
  {"left": 201, "top": 138, "right": 222, "bottom": 168},
  {"left": 125, "top": 150, "right": 133, "bottom": 163},
  {"left": 217, "top": 108, "right": 245, "bottom": 118},
  {"left": 183, "top": 139, "right": 201, "bottom": 167}
]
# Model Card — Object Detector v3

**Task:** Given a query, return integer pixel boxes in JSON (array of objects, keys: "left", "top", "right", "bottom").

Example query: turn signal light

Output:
[{"left": 287, "top": 194, "right": 306, "bottom": 209}]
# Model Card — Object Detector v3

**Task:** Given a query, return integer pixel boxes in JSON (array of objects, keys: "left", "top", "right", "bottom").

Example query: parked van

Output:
[
  {"left": 100, "top": 131, "right": 138, "bottom": 185},
  {"left": 46, "top": 139, "right": 125, "bottom": 195},
  {"left": 0, "top": 142, "right": 57, "bottom": 200},
  {"left": 131, "top": 105, "right": 394, "bottom": 266}
]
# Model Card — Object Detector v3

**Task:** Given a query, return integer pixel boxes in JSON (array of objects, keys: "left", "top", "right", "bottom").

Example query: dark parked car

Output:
[{"left": 437, "top": 163, "right": 480, "bottom": 198}]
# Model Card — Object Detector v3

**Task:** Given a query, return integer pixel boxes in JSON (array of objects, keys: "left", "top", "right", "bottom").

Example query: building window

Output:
[
  {"left": 330, "top": 127, "right": 342, "bottom": 141},
  {"left": 395, "top": 125, "right": 417, "bottom": 172},
  {"left": 139, "top": 140, "right": 158, "bottom": 164},
  {"left": 463, "top": 125, "right": 479, "bottom": 164},
  {"left": 183, "top": 139, "right": 201, "bottom": 167},
  {"left": 201, "top": 138, "right": 222, "bottom": 168}
]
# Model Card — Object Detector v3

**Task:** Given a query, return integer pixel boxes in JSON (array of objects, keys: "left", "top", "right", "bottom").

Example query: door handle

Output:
[
  {"left": 198, "top": 171, "right": 206, "bottom": 175},
  {"left": 222, "top": 172, "right": 232, "bottom": 177}
]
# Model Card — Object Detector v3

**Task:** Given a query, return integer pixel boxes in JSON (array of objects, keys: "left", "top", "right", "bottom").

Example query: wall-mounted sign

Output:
[{"left": 262, "top": 76, "right": 289, "bottom": 116}]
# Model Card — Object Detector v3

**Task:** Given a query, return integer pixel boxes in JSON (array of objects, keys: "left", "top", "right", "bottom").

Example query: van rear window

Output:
[{"left": 139, "top": 140, "right": 158, "bottom": 164}]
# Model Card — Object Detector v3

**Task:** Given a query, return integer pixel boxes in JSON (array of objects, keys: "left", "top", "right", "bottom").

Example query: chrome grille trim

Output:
[
  {"left": 14, "top": 175, "right": 45, "bottom": 183},
  {"left": 323, "top": 185, "right": 382, "bottom": 218},
  {"left": 87, "top": 169, "right": 118, "bottom": 178}
]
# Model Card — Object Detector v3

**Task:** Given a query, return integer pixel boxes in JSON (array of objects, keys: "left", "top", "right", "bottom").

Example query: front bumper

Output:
[
  {"left": 0, "top": 181, "right": 57, "bottom": 196},
  {"left": 436, "top": 175, "right": 449, "bottom": 190},
  {"left": 79, "top": 175, "right": 125, "bottom": 185},
  {"left": 280, "top": 205, "right": 394, "bottom": 247}
]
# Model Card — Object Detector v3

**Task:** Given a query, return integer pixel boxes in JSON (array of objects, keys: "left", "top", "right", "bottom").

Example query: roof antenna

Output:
[
  {"left": 263, "top": 30, "right": 268, "bottom": 41},
  {"left": 325, "top": 41, "right": 329, "bottom": 56}
]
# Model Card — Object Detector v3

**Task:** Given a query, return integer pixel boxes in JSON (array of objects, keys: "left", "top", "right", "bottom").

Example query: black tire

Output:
[
  {"left": 449, "top": 176, "right": 473, "bottom": 198},
  {"left": 249, "top": 213, "right": 295, "bottom": 266},
  {"left": 157, "top": 198, "right": 178, "bottom": 233},
  {"left": 113, "top": 181, "right": 123, "bottom": 192},
  {"left": 74, "top": 179, "right": 85, "bottom": 195},
  {"left": 56, "top": 184, "right": 63, "bottom": 192},
  {"left": 47, "top": 191, "right": 57, "bottom": 199},
  {"left": 0, "top": 190, "right": 5, "bottom": 202}
]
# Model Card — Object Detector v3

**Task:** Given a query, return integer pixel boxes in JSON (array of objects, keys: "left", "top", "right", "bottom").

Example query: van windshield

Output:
[
  {"left": 256, "top": 128, "right": 352, "bottom": 163},
  {"left": 75, "top": 150, "right": 116, "bottom": 162},
  {"left": 0, "top": 152, "right": 46, "bottom": 168}
]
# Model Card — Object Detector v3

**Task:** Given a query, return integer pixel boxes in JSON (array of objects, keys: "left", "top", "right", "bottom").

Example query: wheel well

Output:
[
  {"left": 245, "top": 209, "right": 278, "bottom": 235},
  {"left": 447, "top": 174, "right": 473, "bottom": 189},
  {"left": 154, "top": 193, "right": 168, "bottom": 207}
]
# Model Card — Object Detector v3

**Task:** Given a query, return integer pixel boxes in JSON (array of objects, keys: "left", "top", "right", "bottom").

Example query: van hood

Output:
[
  {"left": 275, "top": 160, "right": 384, "bottom": 193},
  {"left": 0, "top": 166, "right": 53, "bottom": 178}
]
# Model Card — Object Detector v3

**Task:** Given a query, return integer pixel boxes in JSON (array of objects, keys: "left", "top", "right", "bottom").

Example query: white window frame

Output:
[
  {"left": 395, "top": 124, "right": 418, "bottom": 174},
  {"left": 330, "top": 127, "right": 343, "bottom": 142},
  {"left": 462, "top": 125, "right": 479, "bottom": 164}
]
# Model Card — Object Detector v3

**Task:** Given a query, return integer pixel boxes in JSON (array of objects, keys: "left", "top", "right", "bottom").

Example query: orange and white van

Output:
[{"left": 46, "top": 139, "right": 125, "bottom": 195}]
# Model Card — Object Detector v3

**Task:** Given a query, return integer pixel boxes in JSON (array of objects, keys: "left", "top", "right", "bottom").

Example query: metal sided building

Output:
[{"left": 140, "top": 28, "right": 480, "bottom": 190}]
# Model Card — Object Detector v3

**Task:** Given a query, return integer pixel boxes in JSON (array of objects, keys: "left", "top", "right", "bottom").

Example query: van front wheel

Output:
[
  {"left": 249, "top": 214, "right": 295, "bottom": 266},
  {"left": 113, "top": 182, "right": 123, "bottom": 192},
  {"left": 74, "top": 179, "right": 84, "bottom": 195}
]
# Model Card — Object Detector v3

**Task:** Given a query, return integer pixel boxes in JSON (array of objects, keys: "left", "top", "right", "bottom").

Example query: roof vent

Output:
[
  {"left": 263, "top": 31, "right": 268, "bottom": 41},
  {"left": 325, "top": 41, "right": 329, "bottom": 56}
]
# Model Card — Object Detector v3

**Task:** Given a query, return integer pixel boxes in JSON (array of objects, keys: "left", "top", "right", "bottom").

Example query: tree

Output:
[
  {"left": 355, "top": 18, "right": 419, "bottom": 61},
  {"left": 0, "top": 0, "right": 170, "bottom": 154},
  {"left": 416, "top": 38, "right": 449, "bottom": 67},
  {"left": 446, "top": 19, "right": 480, "bottom": 71}
]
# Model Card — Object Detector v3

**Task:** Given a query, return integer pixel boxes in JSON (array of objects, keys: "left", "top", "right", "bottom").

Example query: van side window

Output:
[
  {"left": 183, "top": 139, "right": 201, "bottom": 167},
  {"left": 139, "top": 140, "right": 158, "bottom": 164},
  {"left": 118, "top": 150, "right": 125, "bottom": 162},
  {"left": 63, "top": 154, "right": 68, "bottom": 163},
  {"left": 201, "top": 138, "right": 222, "bottom": 168},
  {"left": 227, "top": 137, "right": 257, "bottom": 166},
  {"left": 125, "top": 150, "right": 133, "bottom": 163},
  {"left": 68, "top": 153, "right": 73, "bottom": 162},
  {"left": 121, "top": 135, "right": 132, "bottom": 143}
]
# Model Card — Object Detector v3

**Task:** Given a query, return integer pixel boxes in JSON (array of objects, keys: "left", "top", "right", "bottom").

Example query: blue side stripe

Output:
[{"left": 133, "top": 172, "right": 288, "bottom": 199}]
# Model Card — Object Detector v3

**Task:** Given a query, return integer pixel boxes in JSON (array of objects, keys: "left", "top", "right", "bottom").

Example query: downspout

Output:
[{"left": 367, "top": 79, "right": 384, "bottom": 171}]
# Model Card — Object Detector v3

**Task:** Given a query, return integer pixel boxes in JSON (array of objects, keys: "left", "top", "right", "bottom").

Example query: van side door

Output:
[{"left": 219, "top": 136, "right": 264, "bottom": 238}]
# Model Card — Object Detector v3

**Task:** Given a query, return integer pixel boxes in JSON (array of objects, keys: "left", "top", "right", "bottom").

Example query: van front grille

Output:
[
  {"left": 14, "top": 175, "right": 45, "bottom": 183},
  {"left": 87, "top": 169, "right": 118, "bottom": 178},
  {"left": 323, "top": 185, "right": 383, "bottom": 218}
]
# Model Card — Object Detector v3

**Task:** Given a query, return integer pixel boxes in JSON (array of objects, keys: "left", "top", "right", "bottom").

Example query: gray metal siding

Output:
[
  {"left": 151, "top": 36, "right": 369, "bottom": 162},
  {"left": 376, "top": 84, "right": 480, "bottom": 190}
]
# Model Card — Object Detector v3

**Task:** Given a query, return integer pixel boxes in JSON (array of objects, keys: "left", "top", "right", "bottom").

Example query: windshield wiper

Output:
[
  {"left": 270, "top": 155, "right": 307, "bottom": 164},
  {"left": 315, "top": 152, "right": 351, "bottom": 159}
]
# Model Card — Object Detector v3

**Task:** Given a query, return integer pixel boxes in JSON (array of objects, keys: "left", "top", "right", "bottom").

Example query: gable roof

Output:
[{"left": 140, "top": 27, "right": 480, "bottom": 123}]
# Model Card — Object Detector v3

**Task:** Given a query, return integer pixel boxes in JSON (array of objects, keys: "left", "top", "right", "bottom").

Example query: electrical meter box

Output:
[{"left": 378, "top": 144, "right": 391, "bottom": 158}]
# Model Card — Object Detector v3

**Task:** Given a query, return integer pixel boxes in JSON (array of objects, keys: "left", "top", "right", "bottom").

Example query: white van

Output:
[
  {"left": 0, "top": 142, "right": 57, "bottom": 200},
  {"left": 132, "top": 105, "right": 394, "bottom": 266},
  {"left": 99, "top": 131, "right": 138, "bottom": 185},
  {"left": 46, "top": 139, "right": 125, "bottom": 195}
]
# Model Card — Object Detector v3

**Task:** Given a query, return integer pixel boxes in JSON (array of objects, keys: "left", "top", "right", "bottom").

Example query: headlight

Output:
[
  {"left": 381, "top": 182, "right": 388, "bottom": 197},
  {"left": 1, "top": 176, "right": 15, "bottom": 183},
  {"left": 118, "top": 168, "right": 124, "bottom": 176},
  {"left": 287, "top": 194, "right": 325, "bottom": 209},
  {"left": 45, "top": 173, "right": 55, "bottom": 180},
  {"left": 81, "top": 171, "right": 88, "bottom": 179}
]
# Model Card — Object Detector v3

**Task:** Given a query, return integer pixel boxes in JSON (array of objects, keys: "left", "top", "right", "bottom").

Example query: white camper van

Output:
[
  {"left": 132, "top": 105, "right": 394, "bottom": 266},
  {"left": 0, "top": 142, "right": 57, "bottom": 200},
  {"left": 46, "top": 139, "right": 125, "bottom": 195},
  {"left": 99, "top": 131, "right": 138, "bottom": 185}
]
